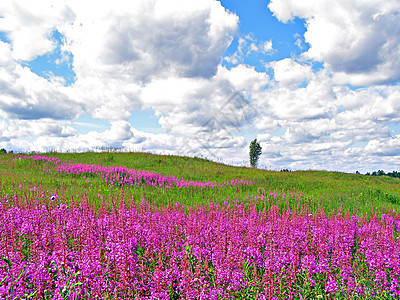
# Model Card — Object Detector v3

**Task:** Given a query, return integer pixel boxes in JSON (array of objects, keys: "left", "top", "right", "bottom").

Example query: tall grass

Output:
[
  {"left": 2, "top": 152, "right": 400, "bottom": 216},
  {"left": 1, "top": 152, "right": 400, "bottom": 299}
]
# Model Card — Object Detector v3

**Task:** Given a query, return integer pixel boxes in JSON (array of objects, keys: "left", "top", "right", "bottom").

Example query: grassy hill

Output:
[
  {"left": 2, "top": 151, "right": 400, "bottom": 299},
  {"left": 1, "top": 151, "right": 399, "bottom": 216}
]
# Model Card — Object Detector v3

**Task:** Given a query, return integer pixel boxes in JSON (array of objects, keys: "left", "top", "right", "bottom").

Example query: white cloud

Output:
[
  {"left": 268, "top": 58, "right": 313, "bottom": 88},
  {"left": 253, "top": 116, "right": 281, "bottom": 132},
  {"left": 0, "top": 0, "right": 239, "bottom": 124},
  {"left": 268, "top": 0, "right": 400, "bottom": 85},
  {"left": 0, "top": 0, "right": 75, "bottom": 61},
  {"left": 258, "top": 72, "right": 336, "bottom": 122},
  {"left": 30, "top": 120, "right": 135, "bottom": 152},
  {"left": 63, "top": 0, "right": 237, "bottom": 81},
  {"left": 249, "top": 40, "right": 273, "bottom": 54},
  {"left": 336, "top": 85, "right": 400, "bottom": 124},
  {"left": 250, "top": 64, "right": 400, "bottom": 172},
  {"left": 2, "top": 119, "right": 77, "bottom": 140},
  {"left": 217, "top": 64, "right": 269, "bottom": 91},
  {"left": 365, "top": 135, "right": 400, "bottom": 157},
  {"left": 142, "top": 77, "right": 210, "bottom": 114},
  {"left": 0, "top": 41, "right": 81, "bottom": 120},
  {"left": 68, "top": 0, "right": 237, "bottom": 122},
  {"left": 0, "top": 0, "right": 246, "bottom": 161},
  {"left": 261, "top": 40, "right": 274, "bottom": 53},
  {"left": 223, "top": 35, "right": 275, "bottom": 65},
  {"left": 141, "top": 65, "right": 267, "bottom": 137}
]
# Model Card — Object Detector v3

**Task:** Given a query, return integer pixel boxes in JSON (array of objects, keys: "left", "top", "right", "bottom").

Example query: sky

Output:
[{"left": 1, "top": 0, "right": 400, "bottom": 173}]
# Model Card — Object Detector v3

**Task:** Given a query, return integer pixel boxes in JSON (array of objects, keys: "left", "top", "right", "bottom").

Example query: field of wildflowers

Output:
[{"left": 1, "top": 152, "right": 400, "bottom": 299}]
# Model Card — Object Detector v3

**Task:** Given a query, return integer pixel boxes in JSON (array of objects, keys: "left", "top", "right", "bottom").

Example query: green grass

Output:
[{"left": 1, "top": 151, "right": 400, "bottom": 216}]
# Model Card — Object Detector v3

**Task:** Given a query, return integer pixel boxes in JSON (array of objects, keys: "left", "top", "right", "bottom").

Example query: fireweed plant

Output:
[
  {"left": 23, "top": 155, "right": 253, "bottom": 190},
  {"left": 0, "top": 153, "right": 400, "bottom": 299}
]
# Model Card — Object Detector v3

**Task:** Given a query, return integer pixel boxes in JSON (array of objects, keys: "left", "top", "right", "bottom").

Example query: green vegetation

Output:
[
  {"left": 0, "top": 151, "right": 399, "bottom": 217},
  {"left": 249, "top": 138, "right": 262, "bottom": 168},
  {"left": 367, "top": 169, "right": 400, "bottom": 179},
  {"left": 2, "top": 151, "right": 400, "bottom": 298}
]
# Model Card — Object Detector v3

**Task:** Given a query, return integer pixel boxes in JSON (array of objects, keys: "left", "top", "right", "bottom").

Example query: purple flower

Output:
[{"left": 325, "top": 276, "right": 339, "bottom": 294}]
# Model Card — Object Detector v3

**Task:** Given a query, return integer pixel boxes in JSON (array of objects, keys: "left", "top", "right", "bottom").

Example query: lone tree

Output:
[{"left": 249, "top": 139, "right": 262, "bottom": 168}]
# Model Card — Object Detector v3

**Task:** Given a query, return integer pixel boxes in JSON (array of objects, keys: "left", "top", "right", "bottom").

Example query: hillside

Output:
[
  {"left": 1, "top": 151, "right": 399, "bottom": 216},
  {"left": 2, "top": 151, "right": 400, "bottom": 298}
]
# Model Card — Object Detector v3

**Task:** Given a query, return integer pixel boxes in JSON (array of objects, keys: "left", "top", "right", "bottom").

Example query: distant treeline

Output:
[
  {"left": 0, "top": 148, "right": 14, "bottom": 154},
  {"left": 362, "top": 170, "right": 400, "bottom": 179}
]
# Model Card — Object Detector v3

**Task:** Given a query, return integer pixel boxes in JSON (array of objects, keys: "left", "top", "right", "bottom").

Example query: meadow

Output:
[{"left": 1, "top": 151, "right": 400, "bottom": 299}]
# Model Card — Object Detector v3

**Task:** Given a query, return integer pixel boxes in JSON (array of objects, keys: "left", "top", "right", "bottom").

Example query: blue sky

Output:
[
  {"left": 1, "top": 0, "right": 400, "bottom": 173},
  {"left": 23, "top": 30, "right": 76, "bottom": 86},
  {"left": 221, "top": 0, "right": 308, "bottom": 65}
]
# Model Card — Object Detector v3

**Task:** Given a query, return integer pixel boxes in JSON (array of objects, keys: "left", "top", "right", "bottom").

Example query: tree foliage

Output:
[
  {"left": 249, "top": 139, "right": 262, "bottom": 168},
  {"left": 366, "top": 170, "right": 400, "bottom": 179}
]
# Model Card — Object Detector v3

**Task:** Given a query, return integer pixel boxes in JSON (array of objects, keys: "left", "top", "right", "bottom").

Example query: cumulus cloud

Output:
[
  {"left": 0, "top": 0, "right": 246, "bottom": 160},
  {"left": 0, "top": 0, "right": 238, "bottom": 124},
  {"left": 0, "top": 119, "right": 76, "bottom": 142},
  {"left": 224, "top": 35, "right": 275, "bottom": 65},
  {"left": 365, "top": 135, "right": 400, "bottom": 157},
  {"left": 28, "top": 120, "right": 135, "bottom": 152},
  {"left": 268, "top": 58, "right": 313, "bottom": 88},
  {"left": 0, "top": 41, "right": 81, "bottom": 120},
  {"left": 142, "top": 65, "right": 267, "bottom": 137},
  {"left": 258, "top": 72, "right": 336, "bottom": 122},
  {"left": 250, "top": 61, "right": 400, "bottom": 172},
  {"left": 268, "top": 0, "right": 400, "bottom": 85},
  {"left": 217, "top": 64, "right": 269, "bottom": 91},
  {"left": 0, "top": 0, "right": 75, "bottom": 61},
  {"left": 61, "top": 0, "right": 238, "bottom": 114},
  {"left": 66, "top": 0, "right": 237, "bottom": 81}
]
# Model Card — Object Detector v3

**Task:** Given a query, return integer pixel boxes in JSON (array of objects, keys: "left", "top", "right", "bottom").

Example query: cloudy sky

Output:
[{"left": 1, "top": 0, "right": 400, "bottom": 173}]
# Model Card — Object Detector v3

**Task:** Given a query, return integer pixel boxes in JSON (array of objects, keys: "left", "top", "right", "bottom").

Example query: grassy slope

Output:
[{"left": 1, "top": 151, "right": 400, "bottom": 216}]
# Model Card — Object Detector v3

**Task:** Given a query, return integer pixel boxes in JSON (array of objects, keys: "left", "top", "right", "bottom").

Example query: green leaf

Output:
[
  {"left": 1, "top": 255, "right": 12, "bottom": 270},
  {"left": 15, "top": 265, "right": 25, "bottom": 283},
  {"left": 26, "top": 291, "right": 38, "bottom": 299}
]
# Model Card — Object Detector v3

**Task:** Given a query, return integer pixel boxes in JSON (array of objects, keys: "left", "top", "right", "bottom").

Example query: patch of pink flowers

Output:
[
  {"left": 1, "top": 190, "right": 400, "bottom": 299},
  {"left": 23, "top": 155, "right": 253, "bottom": 189}
]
